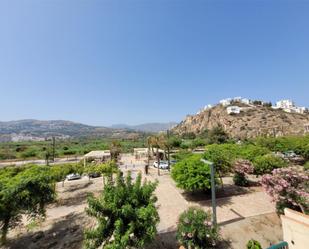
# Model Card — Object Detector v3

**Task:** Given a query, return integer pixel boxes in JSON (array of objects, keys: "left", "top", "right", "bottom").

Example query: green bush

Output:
[
  {"left": 246, "top": 239, "right": 262, "bottom": 249},
  {"left": 207, "top": 126, "right": 229, "bottom": 144},
  {"left": 84, "top": 172, "right": 159, "bottom": 249},
  {"left": 171, "top": 154, "right": 217, "bottom": 192},
  {"left": 238, "top": 145, "right": 270, "bottom": 162},
  {"left": 172, "top": 150, "right": 193, "bottom": 162},
  {"left": 21, "top": 148, "right": 39, "bottom": 158},
  {"left": 304, "top": 161, "right": 309, "bottom": 171},
  {"left": 177, "top": 207, "right": 219, "bottom": 249},
  {"left": 253, "top": 154, "right": 288, "bottom": 175},
  {"left": 233, "top": 173, "right": 248, "bottom": 187}
]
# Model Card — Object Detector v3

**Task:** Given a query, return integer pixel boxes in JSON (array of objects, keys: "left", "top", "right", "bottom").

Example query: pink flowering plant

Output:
[
  {"left": 261, "top": 167, "right": 309, "bottom": 214},
  {"left": 177, "top": 207, "right": 219, "bottom": 249},
  {"left": 233, "top": 160, "right": 254, "bottom": 187}
]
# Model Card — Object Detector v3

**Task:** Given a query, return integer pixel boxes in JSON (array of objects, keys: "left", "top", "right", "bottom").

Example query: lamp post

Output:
[{"left": 201, "top": 159, "right": 217, "bottom": 227}]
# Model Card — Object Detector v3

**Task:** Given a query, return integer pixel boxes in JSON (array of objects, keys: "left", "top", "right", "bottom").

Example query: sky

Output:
[{"left": 0, "top": 0, "right": 308, "bottom": 126}]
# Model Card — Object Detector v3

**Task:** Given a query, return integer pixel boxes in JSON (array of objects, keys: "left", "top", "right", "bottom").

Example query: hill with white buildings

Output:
[{"left": 173, "top": 97, "right": 309, "bottom": 139}]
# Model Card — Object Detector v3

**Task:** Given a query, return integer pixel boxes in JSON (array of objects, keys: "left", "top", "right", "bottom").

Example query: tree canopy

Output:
[
  {"left": 171, "top": 154, "right": 217, "bottom": 192},
  {"left": 0, "top": 165, "right": 56, "bottom": 244}
]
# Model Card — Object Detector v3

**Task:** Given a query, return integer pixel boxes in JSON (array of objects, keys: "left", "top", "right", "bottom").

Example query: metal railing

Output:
[{"left": 267, "top": 242, "right": 289, "bottom": 249}]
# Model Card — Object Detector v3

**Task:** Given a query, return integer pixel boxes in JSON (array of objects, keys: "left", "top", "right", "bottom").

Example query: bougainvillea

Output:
[
  {"left": 233, "top": 160, "right": 254, "bottom": 187},
  {"left": 261, "top": 167, "right": 309, "bottom": 214}
]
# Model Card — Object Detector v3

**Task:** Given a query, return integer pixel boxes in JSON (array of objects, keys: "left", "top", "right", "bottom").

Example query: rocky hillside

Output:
[
  {"left": 0, "top": 119, "right": 141, "bottom": 142},
  {"left": 173, "top": 103, "right": 309, "bottom": 139}
]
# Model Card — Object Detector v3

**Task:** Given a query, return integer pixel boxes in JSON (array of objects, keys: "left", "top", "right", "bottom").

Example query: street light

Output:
[{"left": 200, "top": 158, "right": 217, "bottom": 227}]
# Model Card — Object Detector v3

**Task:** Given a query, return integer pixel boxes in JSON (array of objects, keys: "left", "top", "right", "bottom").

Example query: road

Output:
[{"left": 0, "top": 156, "right": 82, "bottom": 168}]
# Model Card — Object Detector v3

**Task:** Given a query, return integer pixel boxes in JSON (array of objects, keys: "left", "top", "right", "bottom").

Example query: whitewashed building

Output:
[
  {"left": 227, "top": 106, "right": 241, "bottom": 115},
  {"left": 220, "top": 98, "right": 232, "bottom": 106},
  {"left": 240, "top": 98, "right": 251, "bottom": 105},
  {"left": 274, "top": 99, "right": 306, "bottom": 114},
  {"left": 276, "top": 100, "right": 295, "bottom": 109}
]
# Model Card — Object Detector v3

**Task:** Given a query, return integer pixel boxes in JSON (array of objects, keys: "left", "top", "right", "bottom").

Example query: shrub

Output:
[
  {"left": 246, "top": 239, "right": 262, "bottom": 249},
  {"left": 177, "top": 207, "right": 219, "bottom": 249},
  {"left": 233, "top": 160, "right": 254, "bottom": 187},
  {"left": 253, "top": 154, "right": 287, "bottom": 175},
  {"left": 171, "top": 154, "right": 217, "bottom": 192},
  {"left": 172, "top": 150, "right": 193, "bottom": 162},
  {"left": 207, "top": 126, "right": 229, "bottom": 144},
  {"left": 21, "top": 148, "right": 38, "bottom": 158},
  {"left": 238, "top": 145, "right": 270, "bottom": 162},
  {"left": 261, "top": 167, "right": 309, "bottom": 214},
  {"left": 304, "top": 161, "right": 309, "bottom": 171},
  {"left": 84, "top": 172, "right": 159, "bottom": 249}
]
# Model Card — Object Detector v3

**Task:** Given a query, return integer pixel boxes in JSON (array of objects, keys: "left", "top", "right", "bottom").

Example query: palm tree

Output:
[
  {"left": 148, "top": 135, "right": 161, "bottom": 176},
  {"left": 146, "top": 136, "right": 153, "bottom": 174},
  {"left": 110, "top": 140, "right": 122, "bottom": 162},
  {"left": 158, "top": 132, "right": 172, "bottom": 171}
]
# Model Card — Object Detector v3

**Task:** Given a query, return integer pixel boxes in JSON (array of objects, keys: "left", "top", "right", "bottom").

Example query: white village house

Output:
[
  {"left": 273, "top": 99, "right": 306, "bottom": 114},
  {"left": 227, "top": 106, "right": 241, "bottom": 115}
]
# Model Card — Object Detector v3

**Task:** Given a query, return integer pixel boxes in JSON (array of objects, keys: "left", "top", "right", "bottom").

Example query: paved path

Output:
[
  {"left": 146, "top": 173, "right": 188, "bottom": 233},
  {"left": 146, "top": 170, "right": 276, "bottom": 233}
]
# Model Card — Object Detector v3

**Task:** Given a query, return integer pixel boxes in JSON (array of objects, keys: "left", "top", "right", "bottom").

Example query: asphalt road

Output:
[{"left": 0, "top": 156, "right": 82, "bottom": 168}]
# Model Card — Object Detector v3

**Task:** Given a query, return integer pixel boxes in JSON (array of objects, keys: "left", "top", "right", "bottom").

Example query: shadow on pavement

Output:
[{"left": 6, "top": 213, "right": 91, "bottom": 249}]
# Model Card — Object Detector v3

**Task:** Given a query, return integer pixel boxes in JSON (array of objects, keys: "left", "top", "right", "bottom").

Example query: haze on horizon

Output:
[{"left": 0, "top": 0, "right": 308, "bottom": 126}]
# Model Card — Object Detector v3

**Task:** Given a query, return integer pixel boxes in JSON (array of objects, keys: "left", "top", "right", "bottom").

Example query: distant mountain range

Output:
[
  {"left": 110, "top": 122, "right": 178, "bottom": 133},
  {"left": 0, "top": 119, "right": 142, "bottom": 142}
]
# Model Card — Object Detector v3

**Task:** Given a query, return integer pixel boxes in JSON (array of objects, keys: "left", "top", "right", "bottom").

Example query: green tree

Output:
[
  {"left": 207, "top": 126, "right": 229, "bottom": 144},
  {"left": 96, "top": 160, "right": 119, "bottom": 184},
  {"left": 84, "top": 172, "right": 159, "bottom": 249},
  {"left": 171, "top": 154, "right": 218, "bottom": 192},
  {"left": 203, "top": 144, "right": 235, "bottom": 186},
  {"left": 0, "top": 166, "right": 56, "bottom": 244}
]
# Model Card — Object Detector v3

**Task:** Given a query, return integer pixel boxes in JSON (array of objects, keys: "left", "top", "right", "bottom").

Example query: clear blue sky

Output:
[{"left": 0, "top": 0, "right": 308, "bottom": 126}]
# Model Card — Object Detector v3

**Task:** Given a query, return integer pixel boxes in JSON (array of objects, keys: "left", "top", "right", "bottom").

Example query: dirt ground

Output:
[{"left": 2, "top": 155, "right": 283, "bottom": 249}]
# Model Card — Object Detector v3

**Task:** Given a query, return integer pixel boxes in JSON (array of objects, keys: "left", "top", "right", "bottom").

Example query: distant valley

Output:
[
  {"left": 0, "top": 120, "right": 177, "bottom": 142},
  {"left": 0, "top": 120, "right": 141, "bottom": 142},
  {"left": 110, "top": 122, "right": 178, "bottom": 133}
]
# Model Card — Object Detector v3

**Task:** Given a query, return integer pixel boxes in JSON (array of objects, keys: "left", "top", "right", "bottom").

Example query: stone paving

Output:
[{"left": 145, "top": 167, "right": 276, "bottom": 233}]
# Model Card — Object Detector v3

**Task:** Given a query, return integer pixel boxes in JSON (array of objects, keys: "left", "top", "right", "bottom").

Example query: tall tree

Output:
[{"left": 110, "top": 140, "right": 122, "bottom": 161}]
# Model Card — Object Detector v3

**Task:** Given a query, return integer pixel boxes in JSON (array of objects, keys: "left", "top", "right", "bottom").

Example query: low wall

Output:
[{"left": 281, "top": 208, "right": 309, "bottom": 249}]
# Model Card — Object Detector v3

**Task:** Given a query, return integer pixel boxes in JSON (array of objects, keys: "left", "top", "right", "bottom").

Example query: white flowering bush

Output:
[
  {"left": 261, "top": 167, "right": 309, "bottom": 214},
  {"left": 177, "top": 207, "right": 219, "bottom": 249}
]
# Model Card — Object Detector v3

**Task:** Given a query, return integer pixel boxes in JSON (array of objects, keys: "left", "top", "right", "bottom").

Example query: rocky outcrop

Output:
[{"left": 173, "top": 104, "right": 309, "bottom": 139}]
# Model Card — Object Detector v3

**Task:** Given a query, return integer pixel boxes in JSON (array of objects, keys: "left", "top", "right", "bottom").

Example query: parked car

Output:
[
  {"left": 283, "top": 151, "right": 297, "bottom": 158},
  {"left": 66, "top": 173, "right": 81, "bottom": 181},
  {"left": 283, "top": 151, "right": 305, "bottom": 163},
  {"left": 153, "top": 161, "right": 169, "bottom": 169},
  {"left": 88, "top": 172, "right": 100, "bottom": 178}
]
